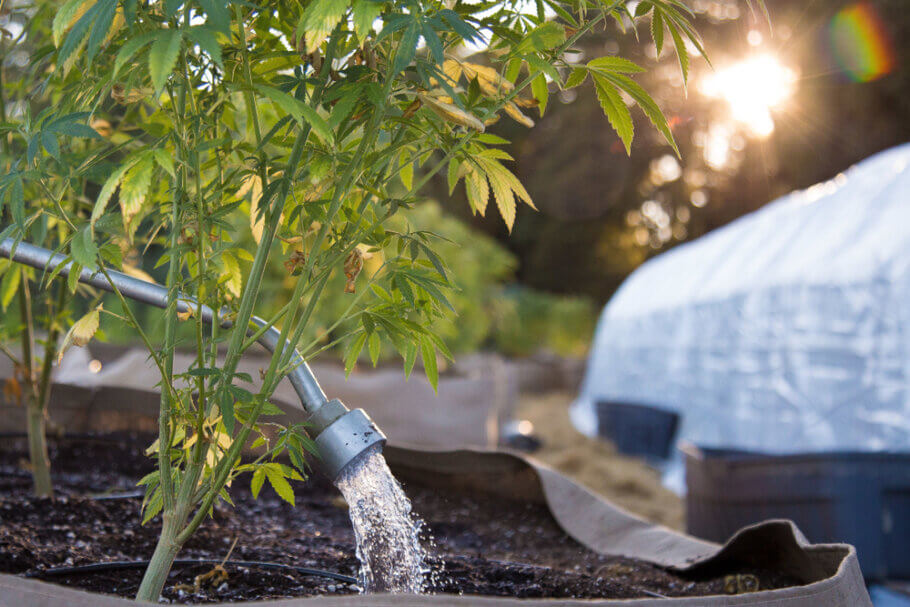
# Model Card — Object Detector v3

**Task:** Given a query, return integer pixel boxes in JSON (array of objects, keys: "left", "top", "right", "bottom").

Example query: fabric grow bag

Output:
[
  {"left": 0, "top": 374, "right": 872, "bottom": 605},
  {"left": 684, "top": 443, "right": 910, "bottom": 581},
  {"left": 571, "top": 144, "right": 910, "bottom": 465}
]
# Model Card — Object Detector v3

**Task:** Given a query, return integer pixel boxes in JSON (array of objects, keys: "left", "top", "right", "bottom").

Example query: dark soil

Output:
[{"left": 0, "top": 434, "right": 800, "bottom": 602}]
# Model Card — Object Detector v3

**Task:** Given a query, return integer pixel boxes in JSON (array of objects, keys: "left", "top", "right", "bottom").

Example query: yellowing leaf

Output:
[
  {"left": 120, "top": 158, "right": 154, "bottom": 233},
  {"left": 111, "top": 84, "right": 152, "bottom": 104},
  {"left": 485, "top": 163, "right": 515, "bottom": 231},
  {"left": 352, "top": 0, "right": 381, "bottom": 42},
  {"left": 121, "top": 262, "right": 155, "bottom": 283},
  {"left": 417, "top": 93, "right": 484, "bottom": 132},
  {"left": 442, "top": 59, "right": 463, "bottom": 85},
  {"left": 298, "top": 0, "right": 349, "bottom": 49},
  {"left": 503, "top": 102, "right": 535, "bottom": 127},
  {"left": 91, "top": 158, "right": 137, "bottom": 228},
  {"left": 240, "top": 174, "right": 265, "bottom": 243},
  {"left": 472, "top": 157, "right": 535, "bottom": 231},
  {"left": 57, "top": 305, "right": 101, "bottom": 363},
  {"left": 461, "top": 62, "right": 514, "bottom": 97},
  {"left": 53, "top": 0, "right": 91, "bottom": 47},
  {"left": 465, "top": 168, "right": 489, "bottom": 215},
  {"left": 220, "top": 253, "right": 242, "bottom": 299}
]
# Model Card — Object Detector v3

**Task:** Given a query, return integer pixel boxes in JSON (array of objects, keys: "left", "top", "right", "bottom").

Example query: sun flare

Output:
[{"left": 699, "top": 54, "right": 797, "bottom": 138}]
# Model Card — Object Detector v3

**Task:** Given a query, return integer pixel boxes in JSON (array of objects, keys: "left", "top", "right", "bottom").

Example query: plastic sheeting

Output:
[{"left": 572, "top": 143, "right": 910, "bottom": 464}]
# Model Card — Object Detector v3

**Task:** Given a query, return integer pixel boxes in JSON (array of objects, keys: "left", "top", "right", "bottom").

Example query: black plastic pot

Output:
[
  {"left": 595, "top": 401, "right": 680, "bottom": 460},
  {"left": 684, "top": 443, "right": 910, "bottom": 581}
]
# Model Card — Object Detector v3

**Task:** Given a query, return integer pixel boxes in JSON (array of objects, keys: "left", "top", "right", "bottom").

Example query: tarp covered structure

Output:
[{"left": 572, "top": 143, "right": 910, "bottom": 460}]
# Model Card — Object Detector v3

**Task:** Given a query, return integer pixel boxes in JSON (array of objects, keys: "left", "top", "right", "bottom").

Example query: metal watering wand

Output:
[{"left": 0, "top": 237, "right": 386, "bottom": 481}]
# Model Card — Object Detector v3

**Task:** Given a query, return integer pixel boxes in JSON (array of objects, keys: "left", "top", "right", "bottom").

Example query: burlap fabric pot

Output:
[{"left": 0, "top": 352, "right": 872, "bottom": 606}]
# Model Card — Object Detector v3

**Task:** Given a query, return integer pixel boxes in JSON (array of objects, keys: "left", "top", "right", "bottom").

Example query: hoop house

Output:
[{"left": 572, "top": 144, "right": 910, "bottom": 469}]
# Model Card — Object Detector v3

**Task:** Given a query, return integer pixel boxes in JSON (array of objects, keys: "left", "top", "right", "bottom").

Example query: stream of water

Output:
[{"left": 334, "top": 445, "right": 429, "bottom": 593}]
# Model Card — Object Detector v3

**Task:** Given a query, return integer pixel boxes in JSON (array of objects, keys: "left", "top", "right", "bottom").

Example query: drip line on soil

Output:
[{"left": 27, "top": 559, "right": 358, "bottom": 585}]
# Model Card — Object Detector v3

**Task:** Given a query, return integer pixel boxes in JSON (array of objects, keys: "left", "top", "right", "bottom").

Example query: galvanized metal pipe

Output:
[
  {"left": 0, "top": 238, "right": 328, "bottom": 411},
  {"left": 0, "top": 237, "right": 385, "bottom": 479}
]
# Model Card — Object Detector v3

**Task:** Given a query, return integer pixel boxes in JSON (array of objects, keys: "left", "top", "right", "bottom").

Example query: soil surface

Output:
[{"left": 0, "top": 434, "right": 799, "bottom": 602}]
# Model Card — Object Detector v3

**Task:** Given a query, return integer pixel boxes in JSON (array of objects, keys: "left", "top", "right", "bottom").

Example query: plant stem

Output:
[
  {"left": 25, "top": 403, "right": 52, "bottom": 496},
  {"left": 18, "top": 268, "right": 52, "bottom": 497},
  {"left": 135, "top": 513, "right": 183, "bottom": 602}
]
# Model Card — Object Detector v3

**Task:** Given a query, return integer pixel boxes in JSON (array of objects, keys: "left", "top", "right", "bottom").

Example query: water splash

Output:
[{"left": 334, "top": 445, "right": 428, "bottom": 593}]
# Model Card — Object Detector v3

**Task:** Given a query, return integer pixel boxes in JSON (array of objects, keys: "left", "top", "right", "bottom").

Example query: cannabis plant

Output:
[
  {"left": 0, "top": 0, "right": 114, "bottom": 497},
  {"left": 29, "top": 0, "right": 709, "bottom": 599}
]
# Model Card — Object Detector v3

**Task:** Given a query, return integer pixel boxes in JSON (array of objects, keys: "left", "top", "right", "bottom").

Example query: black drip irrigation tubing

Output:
[{"left": 27, "top": 559, "right": 358, "bottom": 585}]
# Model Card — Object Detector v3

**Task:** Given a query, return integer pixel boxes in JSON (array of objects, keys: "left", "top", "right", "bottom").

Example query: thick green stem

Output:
[
  {"left": 25, "top": 399, "right": 52, "bottom": 496},
  {"left": 135, "top": 514, "right": 183, "bottom": 602},
  {"left": 18, "top": 269, "right": 52, "bottom": 496}
]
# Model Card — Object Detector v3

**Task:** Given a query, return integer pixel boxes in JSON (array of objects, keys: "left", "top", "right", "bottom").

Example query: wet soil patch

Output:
[{"left": 0, "top": 434, "right": 800, "bottom": 602}]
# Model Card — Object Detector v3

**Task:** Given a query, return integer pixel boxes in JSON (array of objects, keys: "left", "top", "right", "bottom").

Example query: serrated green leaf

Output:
[
  {"left": 524, "top": 54, "right": 560, "bottom": 82},
  {"left": 222, "top": 394, "right": 235, "bottom": 434},
  {"left": 119, "top": 158, "right": 154, "bottom": 232},
  {"left": 564, "top": 67, "right": 587, "bottom": 89},
  {"left": 255, "top": 85, "right": 333, "bottom": 144},
  {"left": 67, "top": 262, "right": 82, "bottom": 293},
  {"left": 421, "top": 21, "right": 444, "bottom": 65},
  {"left": 368, "top": 331, "right": 381, "bottom": 367},
  {"left": 601, "top": 72, "right": 678, "bottom": 155},
  {"left": 136, "top": 469, "right": 160, "bottom": 487},
  {"left": 70, "top": 227, "right": 98, "bottom": 269},
  {"left": 438, "top": 9, "right": 480, "bottom": 43},
  {"left": 57, "top": 2, "right": 94, "bottom": 67},
  {"left": 91, "top": 159, "right": 134, "bottom": 228},
  {"left": 265, "top": 467, "right": 295, "bottom": 505},
  {"left": 187, "top": 25, "right": 223, "bottom": 67},
  {"left": 420, "top": 336, "right": 438, "bottom": 393},
  {"left": 251, "top": 467, "right": 265, "bottom": 498},
  {"left": 514, "top": 21, "right": 565, "bottom": 54},
  {"left": 113, "top": 30, "right": 156, "bottom": 77},
  {"left": 669, "top": 21, "right": 689, "bottom": 84},
  {"left": 593, "top": 75, "right": 633, "bottom": 154},
  {"left": 587, "top": 56, "right": 646, "bottom": 74},
  {"left": 394, "top": 21, "right": 419, "bottom": 75},
  {"left": 142, "top": 487, "right": 163, "bottom": 524},
  {"left": 41, "top": 131, "right": 60, "bottom": 159},
  {"left": 149, "top": 29, "right": 183, "bottom": 92},
  {"left": 152, "top": 148, "right": 175, "bottom": 177},
  {"left": 352, "top": 0, "right": 382, "bottom": 41},
  {"left": 403, "top": 340, "right": 417, "bottom": 380},
  {"left": 299, "top": 0, "right": 349, "bottom": 48},
  {"left": 531, "top": 74, "right": 548, "bottom": 116},
  {"left": 53, "top": 0, "right": 88, "bottom": 47},
  {"left": 85, "top": 0, "right": 117, "bottom": 64},
  {"left": 651, "top": 10, "right": 665, "bottom": 56},
  {"left": 465, "top": 168, "right": 489, "bottom": 215},
  {"left": 199, "top": 0, "right": 231, "bottom": 35},
  {"left": 0, "top": 266, "right": 21, "bottom": 312},
  {"left": 399, "top": 154, "right": 413, "bottom": 190},
  {"left": 344, "top": 331, "right": 367, "bottom": 377}
]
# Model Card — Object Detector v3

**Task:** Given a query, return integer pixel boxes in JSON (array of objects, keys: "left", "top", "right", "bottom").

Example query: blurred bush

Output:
[
  {"left": 101, "top": 201, "right": 596, "bottom": 360},
  {"left": 490, "top": 286, "right": 596, "bottom": 358}
]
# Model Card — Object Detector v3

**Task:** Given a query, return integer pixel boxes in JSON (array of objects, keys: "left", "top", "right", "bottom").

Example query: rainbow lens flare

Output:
[{"left": 828, "top": 2, "right": 896, "bottom": 83}]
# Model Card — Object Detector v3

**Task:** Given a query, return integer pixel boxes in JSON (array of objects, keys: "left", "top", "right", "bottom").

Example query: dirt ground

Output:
[
  {"left": 515, "top": 391, "right": 684, "bottom": 530},
  {"left": 1, "top": 435, "right": 798, "bottom": 601}
]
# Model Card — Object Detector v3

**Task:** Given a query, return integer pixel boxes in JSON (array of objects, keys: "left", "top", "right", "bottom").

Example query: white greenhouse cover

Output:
[{"left": 572, "top": 143, "right": 910, "bottom": 462}]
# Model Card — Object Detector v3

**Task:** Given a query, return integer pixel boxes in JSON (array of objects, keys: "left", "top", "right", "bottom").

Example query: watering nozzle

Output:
[
  {"left": 0, "top": 237, "right": 386, "bottom": 481},
  {"left": 307, "top": 398, "right": 386, "bottom": 480}
]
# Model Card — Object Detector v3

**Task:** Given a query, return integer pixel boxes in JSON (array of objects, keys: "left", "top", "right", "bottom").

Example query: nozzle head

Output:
[{"left": 312, "top": 407, "right": 386, "bottom": 480}]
